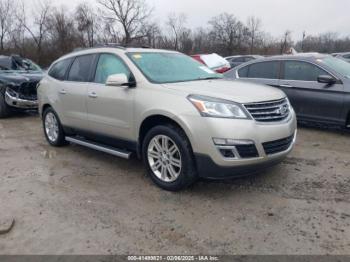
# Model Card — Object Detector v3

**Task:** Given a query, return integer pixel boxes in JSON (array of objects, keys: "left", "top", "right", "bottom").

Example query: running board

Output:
[{"left": 65, "top": 136, "right": 131, "bottom": 159}]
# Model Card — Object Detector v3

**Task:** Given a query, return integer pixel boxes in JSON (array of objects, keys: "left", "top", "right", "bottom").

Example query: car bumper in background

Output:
[{"left": 5, "top": 90, "right": 38, "bottom": 109}]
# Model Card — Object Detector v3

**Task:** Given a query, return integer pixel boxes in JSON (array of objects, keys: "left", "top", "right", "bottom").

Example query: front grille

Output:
[
  {"left": 244, "top": 98, "right": 290, "bottom": 122},
  {"left": 236, "top": 144, "right": 259, "bottom": 158},
  {"left": 18, "top": 81, "right": 38, "bottom": 100},
  {"left": 263, "top": 135, "right": 294, "bottom": 155}
]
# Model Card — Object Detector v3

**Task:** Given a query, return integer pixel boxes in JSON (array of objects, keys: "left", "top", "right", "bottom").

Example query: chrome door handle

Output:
[
  {"left": 279, "top": 84, "right": 292, "bottom": 88},
  {"left": 59, "top": 89, "right": 67, "bottom": 95},
  {"left": 88, "top": 92, "right": 98, "bottom": 98}
]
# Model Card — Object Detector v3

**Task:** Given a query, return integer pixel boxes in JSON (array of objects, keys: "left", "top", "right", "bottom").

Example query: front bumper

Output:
[
  {"left": 195, "top": 152, "right": 289, "bottom": 179},
  {"left": 177, "top": 110, "right": 297, "bottom": 178},
  {"left": 5, "top": 90, "right": 38, "bottom": 109}
]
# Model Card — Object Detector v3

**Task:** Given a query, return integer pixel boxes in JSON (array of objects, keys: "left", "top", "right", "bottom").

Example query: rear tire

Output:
[
  {"left": 142, "top": 124, "right": 197, "bottom": 191},
  {"left": 0, "top": 91, "right": 12, "bottom": 118},
  {"left": 43, "top": 107, "right": 67, "bottom": 147}
]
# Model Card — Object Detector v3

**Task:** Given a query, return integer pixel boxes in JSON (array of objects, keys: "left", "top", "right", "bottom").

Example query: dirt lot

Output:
[{"left": 0, "top": 114, "right": 349, "bottom": 255}]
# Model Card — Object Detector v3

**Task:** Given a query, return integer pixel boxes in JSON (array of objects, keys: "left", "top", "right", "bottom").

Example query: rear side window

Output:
[
  {"left": 67, "top": 55, "right": 95, "bottom": 82},
  {"left": 94, "top": 54, "right": 131, "bottom": 84},
  {"left": 283, "top": 61, "right": 329, "bottom": 81},
  {"left": 48, "top": 59, "right": 72, "bottom": 80},
  {"left": 248, "top": 61, "right": 280, "bottom": 79},
  {"left": 239, "top": 61, "right": 280, "bottom": 79}
]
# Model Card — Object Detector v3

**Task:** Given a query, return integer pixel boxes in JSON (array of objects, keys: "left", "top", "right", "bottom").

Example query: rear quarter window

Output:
[{"left": 238, "top": 66, "right": 248, "bottom": 77}]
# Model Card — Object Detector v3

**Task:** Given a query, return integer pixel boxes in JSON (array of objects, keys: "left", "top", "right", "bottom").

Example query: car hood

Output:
[
  {"left": 0, "top": 71, "right": 43, "bottom": 85},
  {"left": 162, "top": 79, "right": 285, "bottom": 104}
]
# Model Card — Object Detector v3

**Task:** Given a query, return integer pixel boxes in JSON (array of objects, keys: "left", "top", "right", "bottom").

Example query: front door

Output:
[
  {"left": 86, "top": 53, "right": 135, "bottom": 141},
  {"left": 280, "top": 60, "right": 344, "bottom": 124}
]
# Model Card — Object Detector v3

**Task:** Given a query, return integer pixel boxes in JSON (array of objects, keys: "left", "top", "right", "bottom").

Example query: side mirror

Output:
[
  {"left": 106, "top": 74, "right": 135, "bottom": 87},
  {"left": 317, "top": 75, "right": 336, "bottom": 85}
]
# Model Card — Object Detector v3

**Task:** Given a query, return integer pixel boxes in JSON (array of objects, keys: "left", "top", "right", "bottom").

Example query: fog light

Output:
[{"left": 213, "top": 138, "right": 254, "bottom": 146}]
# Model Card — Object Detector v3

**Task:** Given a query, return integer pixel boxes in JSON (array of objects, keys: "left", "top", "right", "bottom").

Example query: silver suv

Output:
[{"left": 38, "top": 46, "right": 297, "bottom": 191}]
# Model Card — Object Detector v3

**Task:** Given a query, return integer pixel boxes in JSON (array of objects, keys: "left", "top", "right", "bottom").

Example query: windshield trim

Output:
[{"left": 126, "top": 52, "right": 222, "bottom": 84}]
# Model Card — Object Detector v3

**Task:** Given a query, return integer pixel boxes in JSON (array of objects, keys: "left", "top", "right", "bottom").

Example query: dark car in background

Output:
[
  {"left": 0, "top": 55, "right": 43, "bottom": 118},
  {"left": 191, "top": 53, "right": 231, "bottom": 73},
  {"left": 225, "top": 55, "right": 263, "bottom": 68},
  {"left": 224, "top": 54, "right": 350, "bottom": 129},
  {"left": 332, "top": 52, "right": 350, "bottom": 63}
]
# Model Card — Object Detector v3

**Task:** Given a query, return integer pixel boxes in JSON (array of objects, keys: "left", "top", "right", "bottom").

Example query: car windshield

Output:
[
  {"left": 319, "top": 57, "right": 350, "bottom": 78},
  {"left": 127, "top": 52, "right": 223, "bottom": 84}
]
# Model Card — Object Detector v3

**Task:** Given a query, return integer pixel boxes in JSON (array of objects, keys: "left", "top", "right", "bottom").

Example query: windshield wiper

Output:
[{"left": 197, "top": 77, "right": 221, "bottom": 81}]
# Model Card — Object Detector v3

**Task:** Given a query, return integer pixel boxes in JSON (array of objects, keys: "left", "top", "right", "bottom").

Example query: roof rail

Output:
[
  {"left": 70, "top": 43, "right": 152, "bottom": 55},
  {"left": 94, "top": 43, "right": 151, "bottom": 49}
]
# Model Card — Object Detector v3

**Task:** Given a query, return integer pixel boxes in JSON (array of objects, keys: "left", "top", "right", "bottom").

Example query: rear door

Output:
[
  {"left": 237, "top": 60, "right": 282, "bottom": 89},
  {"left": 61, "top": 54, "right": 97, "bottom": 130},
  {"left": 280, "top": 60, "right": 344, "bottom": 123}
]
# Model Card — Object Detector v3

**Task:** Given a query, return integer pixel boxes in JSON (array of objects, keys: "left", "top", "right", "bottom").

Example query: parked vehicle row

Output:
[
  {"left": 38, "top": 46, "right": 297, "bottom": 191},
  {"left": 332, "top": 52, "right": 350, "bottom": 63},
  {"left": 224, "top": 53, "right": 350, "bottom": 129},
  {"left": 225, "top": 55, "right": 263, "bottom": 68},
  {"left": 0, "top": 55, "right": 43, "bottom": 118},
  {"left": 191, "top": 53, "right": 231, "bottom": 73}
]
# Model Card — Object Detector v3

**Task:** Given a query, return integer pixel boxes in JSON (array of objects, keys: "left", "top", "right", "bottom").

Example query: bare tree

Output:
[
  {"left": 0, "top": 0, "right": 15, "bottom": 50},
  {"left": 138, "top": 21, "right": 161, "bottom": 48},
  {"left": 166, "top": 13, "right": 187, "bottom": 51},
  {"left": 75, "top": 2, "right": 100, "bottom": 47},
  {"left": 247, "top": 16, "right": 261, "bottom": 54},
  {"left": 17, "top": 0, "right": 51, "bottom": 63},
  {"left": 280, "top": 30, "right": 292, "bottom": 54},
  {"left": 46, "top": 6, "right": 78, "bottom": 56},
  {"left": 209, "top": 13, "right": 248, "bottom": 55},
  {"left": 97, "top": 0, "right": 152, "bottom": 44}
]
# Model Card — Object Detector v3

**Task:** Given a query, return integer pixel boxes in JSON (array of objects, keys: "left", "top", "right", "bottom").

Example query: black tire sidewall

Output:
[
  {"left": 142, "top": 125, "right": 197, "bottom": 191},
  {"left": 43, "top": 107, "right": 66, "bottom": 147},
  {"left": 0, "top": 92, "right": 12, "bottom": 118}
]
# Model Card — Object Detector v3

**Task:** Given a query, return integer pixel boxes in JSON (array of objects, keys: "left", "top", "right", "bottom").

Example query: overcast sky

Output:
[{"left": 32, "top": 0, "right": 350, "bottom": 41}]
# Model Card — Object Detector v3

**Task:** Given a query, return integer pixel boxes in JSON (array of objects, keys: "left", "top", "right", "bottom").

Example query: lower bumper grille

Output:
[
  {"left": 263, "top": 135, "right": 294, "bottom": 155},
  {"left": 236, "top": 144, "right": 259, "bottom": 158}
]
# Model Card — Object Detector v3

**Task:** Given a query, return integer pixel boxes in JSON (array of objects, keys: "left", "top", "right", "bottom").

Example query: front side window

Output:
[
  {"left": 319, "top": 57, "right": 350, "bottom": 78},
  {"left": 67, "top": 55, "right": 95, "bottom": 82},
  {"left": 240, "top": 61, "right": 280, "bottom": 79},
  {"left": 48, "top": 58, "right": 72, "bottom": 80},
  {"left": 283, "top": 61, "right": 329, "bottom": 81},
  {"left": 94, "top": 54, "right": 131, "bottom": 84},
  {"left": 127, "top": 52, "right": 222, "bottom": 84}
]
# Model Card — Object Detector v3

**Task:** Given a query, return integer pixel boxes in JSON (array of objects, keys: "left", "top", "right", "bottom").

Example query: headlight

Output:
[{"left": 188, "top": 95, "right": 249, "bottom": 119}]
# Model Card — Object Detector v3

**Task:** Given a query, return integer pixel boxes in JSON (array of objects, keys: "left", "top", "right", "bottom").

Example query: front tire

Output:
[
  {"left": 142, "top": 124, "right": 197, "bottom": 191},
  {"left": 0, "top": 91, "right": 12, "bottom": 118},
  {"left": 43, "top": 107, "right": 67, "bottom": 147}
]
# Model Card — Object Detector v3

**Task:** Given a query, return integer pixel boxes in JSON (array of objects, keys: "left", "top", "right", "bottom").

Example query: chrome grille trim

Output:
[{"left": 244, "top": 98, "right": 290, "bottom": 122}]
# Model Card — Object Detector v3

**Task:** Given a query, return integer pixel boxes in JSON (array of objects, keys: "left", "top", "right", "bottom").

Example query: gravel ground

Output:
[{"left": 0, "top": 114, "right": 349, "bottom": 255}]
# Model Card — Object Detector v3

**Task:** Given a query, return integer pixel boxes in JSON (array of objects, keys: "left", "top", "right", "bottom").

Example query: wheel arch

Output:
[
  {"left": 137, "top": 114, "right": 193, "bottom": 159},
  {"left": 41, "top": 103, "right": 52, "bottom": 117}
]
